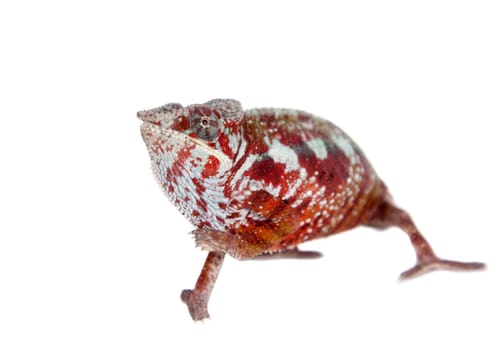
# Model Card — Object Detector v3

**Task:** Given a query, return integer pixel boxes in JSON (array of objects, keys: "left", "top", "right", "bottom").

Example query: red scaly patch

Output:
[
  {"left": 191, "top": 178, "right": 206, "bottom": 196},
  {"left": 217, "top": 133, "right": 232, "bottom": 158},
  {"left": 196, "top": 198, "right": 208, "bottom": 213},
  {"left": 244, "top": 158, "right": 286, "bottom": 188},
  {"left": 295, "top": 143, "right": 350, "bottom": 193},
  {"left": 176, "top": 144, "right": 196, "bottom": 165},
  {"left": 171, "top": 114, "right": 190, "bottom": 131},
  {"left": 202, "top": 155, "right": 220, "bottom": 178}
]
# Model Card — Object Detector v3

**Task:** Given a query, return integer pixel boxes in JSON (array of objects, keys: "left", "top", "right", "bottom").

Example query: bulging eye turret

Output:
[{"left": 189, "top": 107, "right": 221, "bottom": 141}]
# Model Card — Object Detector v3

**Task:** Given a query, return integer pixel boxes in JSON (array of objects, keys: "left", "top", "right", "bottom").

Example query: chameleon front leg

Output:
[
  {"left": 186, "top": 228, "right": 318, "bottom": 321},
  {"left": 181, "top": 251, "right": 225, "bottom": 321},
  {"left": 184, "top": 226, "right": 268, "bottom": 321}
]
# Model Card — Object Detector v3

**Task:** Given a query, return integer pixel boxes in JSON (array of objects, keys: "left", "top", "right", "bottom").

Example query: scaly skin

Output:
[{"left": 138, "top": 99, "right": 485, "bottom": 321}]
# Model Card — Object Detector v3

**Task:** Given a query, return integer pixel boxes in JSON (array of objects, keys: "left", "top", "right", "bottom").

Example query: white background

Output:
[{"left": 1, "top": 1, "right": 503, "bottom": 349}]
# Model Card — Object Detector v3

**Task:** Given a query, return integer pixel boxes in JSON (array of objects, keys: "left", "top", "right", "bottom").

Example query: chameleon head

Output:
[{"left": 137, "top": 99, "right": 243, "bottom": 227}]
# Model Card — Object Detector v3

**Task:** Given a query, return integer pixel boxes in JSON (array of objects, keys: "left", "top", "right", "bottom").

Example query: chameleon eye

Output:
[{"left": 189, "top": 111, "right": 220, "bottom": 141}]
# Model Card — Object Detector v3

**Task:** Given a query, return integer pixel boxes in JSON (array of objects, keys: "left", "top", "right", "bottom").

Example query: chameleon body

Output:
[{"left": 138, "top": 99, "right": 484, "bottom": 321}]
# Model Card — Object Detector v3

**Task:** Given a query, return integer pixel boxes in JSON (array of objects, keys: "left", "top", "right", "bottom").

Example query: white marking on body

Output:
[
  {"left": 331, "top": 133, "right": 355, "bottom": 159},
  {"left": 306, "top": 138, "right": 327, "bottom": 159},
  {"left": 267, "top": 139, "right": 300, "bottom": 172},
  {"left": 246, "top": 180, "right": 281, "bottom": 198}
]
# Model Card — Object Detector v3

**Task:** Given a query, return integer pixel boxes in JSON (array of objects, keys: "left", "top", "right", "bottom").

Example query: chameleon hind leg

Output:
[{"left": 365, "top": 201, "right": 485, "bottom": 279}]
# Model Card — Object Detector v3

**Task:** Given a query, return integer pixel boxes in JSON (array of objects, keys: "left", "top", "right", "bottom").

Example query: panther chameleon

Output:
[{"left": 138, "top": 99, "right": 484, "bottom": 321}]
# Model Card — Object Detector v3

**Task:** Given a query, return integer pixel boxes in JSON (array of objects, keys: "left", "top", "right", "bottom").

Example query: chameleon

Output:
[{"left": 137, "top": 99, "right": 485, "bottom": 321}]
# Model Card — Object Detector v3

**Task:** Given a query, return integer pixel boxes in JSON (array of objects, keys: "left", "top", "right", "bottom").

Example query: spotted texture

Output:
[{"left": 138, "top": 99, "right": 386, "bottom": 256}]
